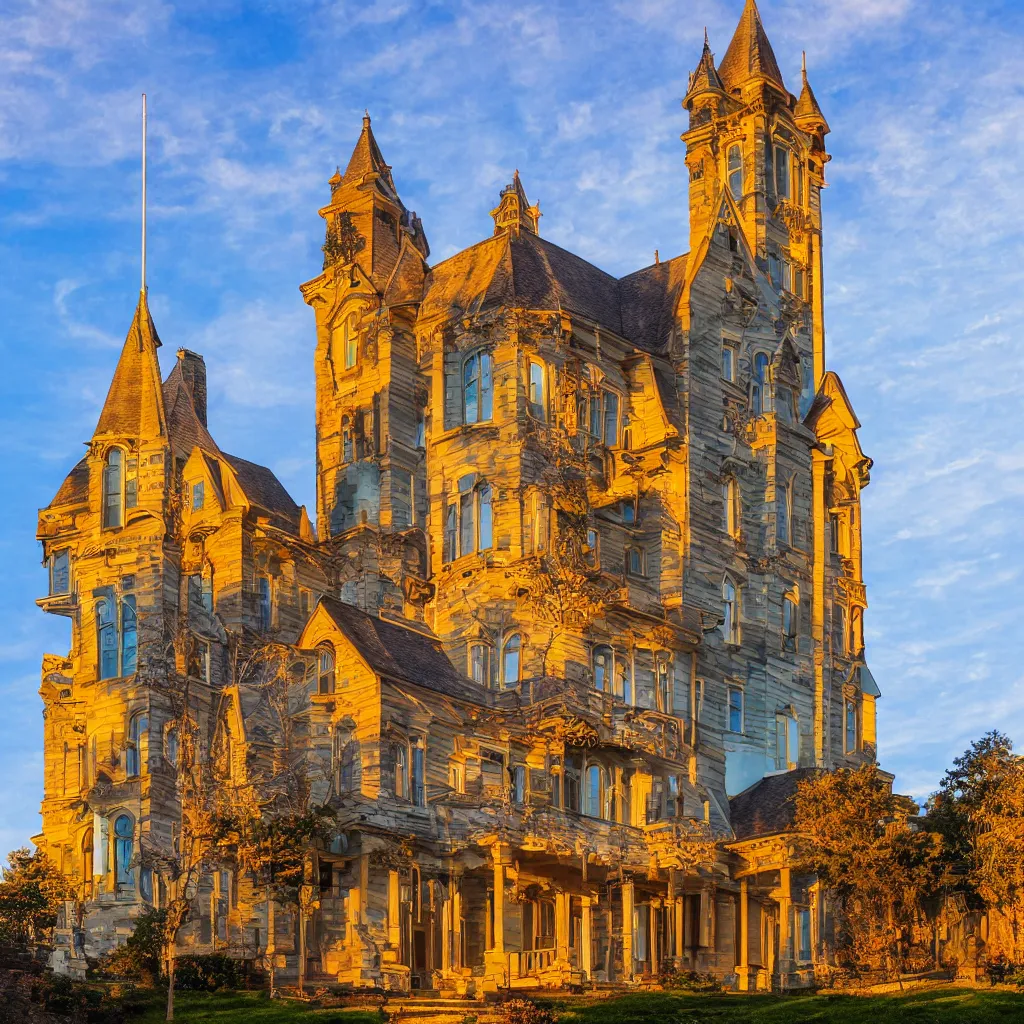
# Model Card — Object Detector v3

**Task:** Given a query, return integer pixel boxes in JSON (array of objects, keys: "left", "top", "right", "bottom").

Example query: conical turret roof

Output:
[
  {"left": 339, "top": 112, "right": 399, "bottom": 197},
  {"left": 93, "top": 291, "right": 167, "bottom": 441},
  {"left": 795, "top": 54, "right": 830, "bottom": 134},
  {"left": 718, "top": 0, "right": 785, "bottom": 92},
  {"left": 686, "top": 31, "right": 725, "bottom": 99}
]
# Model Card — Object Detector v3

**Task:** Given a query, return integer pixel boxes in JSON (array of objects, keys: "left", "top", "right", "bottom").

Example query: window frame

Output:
[
  {"left": 501, "top": 632, "right": 522, "bottom": 687},
  {"left": 125, "top": 711, "right": 148, "bottom": 778},
  {"left": 727, "top": 685, "right": 744, "bottom": 734},
  {"left": 527, "top": 359, "right": 547, "bottom": 420},
  {"left": 625, "top": 545, "right": 646, "bottom": 578},
  {"left": 723, "top": 476, "right": 741, "bottom": 539},
  {"left": 191, "top": 480, "right": 205, "bottom": 511},
  {"left": 444, "top": 480, "right": 493, "bottom": 563},
  {"left": 343, "top": 311, "right": 359, "bottom": 370},
  {"left": 721, "top": 342, "right": 737, "bottom": 383},
  {"left": 102, "top": 447, "right": 125, "bottom": 529},
  {"left": 752, "top": 353, "right": 772, "bottom": 416},
  {"left": 776, "top": 477, "right": 792, "bottom": 547},
  {"left": 844, "top": 697, "right": 859, "bottom": 753},
  {"left": 592, "top": 644, "right": 613, "bottom": 692},
  {"left": 722, "top": 578, "right": 741, "bottom": 645},
  {"left": 49, "top": 549, "right": 71, "bottom": 596},
  {"left": 727, "top": 144, "right": 743, "bottom": 201},
  {"left": 317, "top": 643, "right": 336, "bottom": 695},
  {"left": 257, "top": 575, "right": 272, "bottom": 632},
  {"left": 468, "top": 641, "right": 492, "bottom": 687},
  {"left": 773, "top": 144, "right": 791, "bottom": 200},
  {"left": 462, "top": 349, "right": 493, "bottom": 425}
]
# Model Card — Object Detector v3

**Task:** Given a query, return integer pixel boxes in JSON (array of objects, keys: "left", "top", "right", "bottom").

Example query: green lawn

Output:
[{"left": 124, "top": 985, "right": 1024, "bottom": 1024}]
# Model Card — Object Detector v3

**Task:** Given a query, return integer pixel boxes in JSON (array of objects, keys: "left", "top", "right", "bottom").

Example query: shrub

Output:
[
  {"left": 99, "top": 907, "right": 166, "bottom": 984},
  {"left": 499, "top": 998, "right": 555, "bottom": 1024},
  {"left": 657, "top": 966, "right": 721, "bottom": 992},
  {"left": 172, "top": 952, "right": 249, "bottom": 991}
]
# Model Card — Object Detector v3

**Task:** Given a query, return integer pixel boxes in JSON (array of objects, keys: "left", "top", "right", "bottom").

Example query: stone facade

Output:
[{"left": 34, "top": 0, "right": 879, "bottom": 994}]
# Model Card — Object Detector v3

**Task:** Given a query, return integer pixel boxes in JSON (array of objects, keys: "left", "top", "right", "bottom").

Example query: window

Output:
[
  {"left": 125, "top": 712, "right": 148, "bottom": 777},
  {"left": 622, "top": 501, "right": 635, "bottom": 526},
  {"left": 584, "top": 528, "right": 599, "bottom": 568},
  {"left": 774, "top": 145, "right": 790, "bottom": 200},
  {"left": 768, "top": 253, "right": 782, "bottom": 289},
  {"left": 829, "top": 512, "right": 842, "bottom": 555},
  {"left": 469, "top": 642, "right": 491, "bottom": 686},
  {"left": 584, "top": 764, "right": 609, "bottom": 819},
  {"left": 776, "top": 712, "right": 799, "bottom": 770},
  {"left": 625, "top": 546, "right": 645, "bottom": 577},
  {"left": 459, "top": 487, "right": 474, "bottom": 557},
  {"left": 727, "top": 144, "right": 743, "bottom": 201},
  {"left": 550, "top": 758, "right": 562, "bottom": 809},
  {"left": 342, "top": 416, "right": 354, "bottom": 462},
  {"left": 783, "top": 595, "right": 799, "bottom": 649},
  {"left": 614, "top": 656, "right": 631, "bottom": 703},
  {"left": 722, "top": 579, "right": 740, "bottom": 644},
  {"left": 501, "top": 633, "right": 521, "bottom": 687},
  {"left": 776, "top": 479, "right": 791, "bottom": 546},
  {"left": 602, "top": 392, "right": 619, "bottom": 447},
  {"left": 393, "top": 744, "right": 408, "bottom": 800},
  {"left": 188, "top": 571, "right": 213, "bottom": 615},
  {"left": 722, "top": 477, "right": 740, "bottom": 539},
  {"left": 694, "top": 678, "right": 705, "bottom": 720},
  {"left": 797, "top": 908, "right": 812, "bottom": 962},
  {"left": 114, "top": 814, "right": 134, "bottom": 888},
  {"left": 462, "top": 351, "right": 493, "bottom": 424},
  {"left": 564, "top": 757, "right": 582, "bottom": 812},
  {"left": 125, "top": 457, "right": 138, "bottom": 512},
  {"left": 593, "top": 645, "right": 613, "bottom": 692},
  {"left": 444, "top": 504, "right": 457, "bottom": 562},
  {"left": 411, "top": 741, "right": 425, "bottom": 807},
  {"left": 165, "top": 727, "right": 178, "bottom": 768},
  {"left": 97, "top": 597, "right": 118, "bottom": 679},
  {"left": 845, "top": 699, "right": 859, "bottom": 753},
  {"left": 415, "top": 411, "right": 426, "bottom": 449},
  {"left": 344, "top": 312, "right": 358, "bottom": 369},
  {"left": 727, "top": 686, "right": 744, "bottom": 733},
  {"left": 834, "top": 605, "right": 847, "bottom": 655},
  {"left": 511, "top": 765, "right": 526, "bottom": 804},
  {"left": 793, "top": 160, "right": 805, "bottom": 205},
  {"left": 478, "top": 484, "right": 493, "bottom": 550},
  {"left": 335, "top": 726, "right": 355, "bottom": 793},
  {"left": 656, "top": 653, "right": 673, "bottom": 713},
  {"left": 448, "top": 762, "right": 464, "bottom": 794},
  {"left": 258, "top": 576, "right": 272, "bottom": 631},
  {"left": 776, "top": 385, "right": 795, "bottom": 423},
  {"left": 49, "top": 550, "right": 70, "bottom": 596},
  {"left": 103, "top": 449, "right": 124, "bottom": 528},
  {"left": 752, "top": 353, "right": 771, "bottom": 415},
  {"left": 851, "top": 607, "right": 864, "bottom": 654},
  {"left": 445, "top": 479, "right": 493, "bottom": 562},
  {"left": 192, "top": 481, "right": 205, "bottom": 511},
  {"left": 722, "top": 344, "right": 736, "bottom": 382},
  {"left": 794, "top": 267, "right": 806, "bottom": 300},
  {"left": 528, "top": 360, "right": 546, "bottom": 419},
  {"left": 526, "top": 491, "right": 547, "bottom": 554},
  {"left": 317, "top": 645, "right": 336, "bottom": 695}
]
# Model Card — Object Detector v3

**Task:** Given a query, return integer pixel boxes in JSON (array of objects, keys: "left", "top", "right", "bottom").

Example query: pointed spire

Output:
[
  {"left": 685, "top": 27, "right": 725, "bottom": 102},
  {"left": 718, "top": 0, "right": 785, "bottom": 92},
  {"left": 337, "top": 111, "right": 398, "bottom": 195},
  {"left": 93, "top": 291, "right": 167, "bottom": 441},
  {"left": 795, "top": 52, "right": 830, "bottom": 135},
  {"left": 491, "top": 171, "right": 541, "bottom": 236}
]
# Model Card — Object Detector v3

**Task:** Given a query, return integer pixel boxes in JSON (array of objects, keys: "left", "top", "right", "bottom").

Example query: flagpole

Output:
[{"left": 142, "top": 93, "right": 147, "bottom": 296}]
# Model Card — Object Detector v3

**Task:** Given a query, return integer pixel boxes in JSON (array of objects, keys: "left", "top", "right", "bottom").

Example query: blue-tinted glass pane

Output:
[
  {"left": 480, "top": 353, "right": 492, "bottom": 421},
  {"left": 478, "top": 486, "right": 493, "bottom": 550}
]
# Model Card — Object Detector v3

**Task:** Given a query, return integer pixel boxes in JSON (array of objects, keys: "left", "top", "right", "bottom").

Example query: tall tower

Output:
[{"left": 683, "top": 0, "right": 830, "bottom": 386}]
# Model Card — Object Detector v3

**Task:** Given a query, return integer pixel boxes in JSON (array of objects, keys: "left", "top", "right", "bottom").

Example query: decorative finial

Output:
[
  {"left": 704, "top": 26, "right": 709, "bottom": 48},
  {"left": 802, "top": 51, "right": 807, "bottom": 79},
  {"left": 363, "top": 109, "right": 371, "bottom": 128}
]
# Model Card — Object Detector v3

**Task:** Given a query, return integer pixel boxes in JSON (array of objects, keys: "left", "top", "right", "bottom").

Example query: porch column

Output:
[
  {"left": 580, "top": 896, "right": 593, "bottom": 980},
  {"left": 778, "top": 866, "right": 792, "bottom": 981},
  {"left": 452, "top": 878, "right": 463, "bottom": 970},
  {"left": 492, "top": 845, "right": 508, "bottom": 954},
  {"left": 649, "top": 899, "right": 659, "bottom": 976},
  {"left": 738, "top": 879, "right": 750, "bottom": 990},
  {"left": 441, "top": 889, "right": 452, "bottom": 972},
  {"left": 621, "top": 879, "right": 634, "bottom": 981},
  {"left": 675, "top": 894, "right": 684, "bottom": 964},
  {"left": 555, "top": 892, "right": 571, "bottom": 962},
  {"left": 388, "top": 869, "right": 401, "bottom": 949}
]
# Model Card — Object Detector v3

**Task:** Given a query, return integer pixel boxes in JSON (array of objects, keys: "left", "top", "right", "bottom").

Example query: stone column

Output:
[
  {"left": 778, "top": 866, "right": 792, "bottom": 984},
  {"left": 581, "top": 896, "right": 593, "bottom": 981},
  {"left": 441, "top": 890, "right": 452, "bottom": 973},
  {"left": 492, "top": 848, "right": 506, "bottom": 954},
  {"left": 738, "top": 879, "right": 750, "bottom": 990},
  {"left": 453, "top": 878, "right": 463, "bottom": 970},
  {"left": 621, "top": 880, "right": 634, "bottom": 981},
  {"left": 388, "top": 869, "right": 401, "bottom": 950},
  {"left": 675, "top": 895, "right": 685, "bottom": 964},
  {"left": 649, "top": 900, "right": 659, "bottom": 976},
  {"left": 555, "top": 892, "right": 570, "bottom": 962}
]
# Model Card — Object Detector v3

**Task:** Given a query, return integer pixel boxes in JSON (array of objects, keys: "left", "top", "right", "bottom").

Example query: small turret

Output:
[
  {"left": 684, "top": 29, "right": 726, "bottom": 121},
  {"left": 490, "top": 171, "right": 540, "bottom": 237},
  {"left": 795, "top": 53, "right": 830, "bottom": 138}
]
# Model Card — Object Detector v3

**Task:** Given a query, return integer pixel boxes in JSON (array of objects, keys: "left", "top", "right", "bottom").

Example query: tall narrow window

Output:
[
  {"left": 444, "top": 503, "right": 457, "bottom": 563},
  {"left": 469, "top": 642, "right": 492, "bottom": 686},
  {"left": 459, "top": 488, "right": 475, "bottom": 557},
  {"left": 125, "top": 457, "right": 138, "bottom": 511},
  {"left": 584, "top": 764, "right": 608, "bottom": 819},
  {"left": 478, "top": 484, "right": 493, "bottom": 550},
  {"left": 722, "top": 579, "right": 740, "bottom": 644},
  {"left": 625, "top": 546, "right": 645, "bottom": 577},
  {"left": 585, "top": 527, "right": 599, "bottom": 568},
  {"left": 774, "top": 146, "right": 790, "bottom": 199},
  {"left": 793, "top": 160, "right": 805, "bottom": 205},
  {"left": 845, "top": 699, "right": 858, "bottom": 753},
  {"left": 834, "top": 605, "right": 847, "bottom": 655},
  {"left": 602, "top": 392, "right": 619, "bottom": 446},
  {"left": 125, "top": 712, "right": 148, "bottom": 778},
  {"left": 783, "top": 595, "right": 799, "bottom": 649},
  {"left": 511, "top": 765, "right": 526, "bottom": 804},
  {"left": 342, "top": 416, "right": 353, "bottom": 462},
  {"left": 776, "top": 479, "right": 791, "bottom": 546},
  {"left": 851, "top": 608, "right": 864, "bottom": 654},
  {"left": 97, "top": 597, "right": 118, "bottom": 680},
  {"left": 103, "top": 449, "right": 124, "bottom": 529},
  {"left": 588, "top": 392, "right": 601, "bottom": 438},
  {"left": 752, "top": 353, "right": 771, "bottom": 416},
  {"left": 463, "top": 351, "right": 493, "bottom": 424},
  {"left": 656, "top": 654, "right": 673, "bottom": 713},
  {"left": 502, "top": 633, "right": 521, "bottom": 687},
  {"left": 121, "top": 595, "right": 137, "bottom": 676},
  {"left": 727, "top": 686, "right": 744, "bottom": 733},
  {"left": 393, "top": 744, "right": 408, "bottom": 800},
  {"left": 528, "top": 360, "right": 546, "bottom": 419},
  {"left": 344, "top": 312, "right": 358, "bottom": 369},
  {"left": 727, "top": 144, "right": 743, "bottom": 201},
  {"left": 192, "top": 481, "right": 205, "bottom": 511},
  {"left": 82, "top": 830, "right": 94, "bottom": 894},
  {"left": 258, "top": 576, "right": 272, "bottom": 632},
  {"left": 614, "top": 657, "right": 631, "bottom": 703},
  {"left": 317, "top": 645, "right": 336, "bottom": 695},
  {"left": 411, "top": 742, "right": 425, "bottom": 807},
  {"left": 49, "top": 549, "right": 70, "bottom": 596},
  {"left": 114, "top": 815, "right": 134, "bottom": 888},
  {"left": 165, "top": 727, "right": 179, "bottom": 768},
  {"left": 721, "top": 344, "right": 736, "bottom": 382},
  {"left": 593, "top": 645, "right": 613, "bottom": 692},
  {"left": 776, "top": 713, "right": 799, "bottom": 769},
  {"left": 723, "top": 478, "right": 740, "bottom": 539}
]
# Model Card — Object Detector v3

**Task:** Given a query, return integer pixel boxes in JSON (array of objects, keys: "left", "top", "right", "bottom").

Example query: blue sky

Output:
[{"left": 2, "top": 0, "right": 1023, "bottom": 853}]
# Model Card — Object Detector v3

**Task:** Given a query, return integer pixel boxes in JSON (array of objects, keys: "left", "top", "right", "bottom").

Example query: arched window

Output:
[
  {"left": 584, "top": 764, "right": 609, "bottom": 819},
  {"left": 393, "top": 744, "right": 408, "bottom": 800},
  {"left": 592, "top": 645, "right": 613, "bottom": 692},
  {"left": 722, "top": 477, "right": 740, "bottom": 539},
  {"left": 125, "top": 711, "right": 148, "bottom": 778},
  {"left": 165, "top": 726, "right": 179, "bottom": 768},
  {"left": 462, "top": 351, "right": 493, "bottom": 424},
  {"left": 97, "top": 598, "right": 118, "bottom": 680},
  {"left": 344, "top": 312, "right": 358, "bottom": 369},
  {"left": 317, "top": 644, "right": 336, "bottom": 695},
  {"left": 102, "top": 448, "right": 124, "bottom": 528},
  {"left": 121, "top": 595, "right": 137, "bottom": 675},
  {"left": 783, "top": 594, "right": 799, "bottom": 650},
  {"left": 469, "top": 642, "right": 492, "bottom": 686},
  {"left": 723, "top": 579, "right": 740, "bottom": 644},
  {"left": 113, "top": 814, "right": 134, "bottom": 888},
  {"left": 776, "top": 479, "right": 791, "bottom": 546},
  {"left": 752, "top": 353, "right": 771, "bottom": 416},
  {"left": 501, "top": 633, "right": 521, "bottom": 687},
  {"left": 727, "top": 144, "right": 743, "bottom": 201}
]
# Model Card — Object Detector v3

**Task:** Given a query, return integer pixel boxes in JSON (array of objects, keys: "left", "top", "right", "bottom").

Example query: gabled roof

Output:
[
  {"left": 718, "top": 0, "right": 785, "bottom": 93},
  {"left": 317, "top": 596, "right": 475, "bottom": 699},
  {"left": 222, "top": 453, "right": 301, "bottom": 526},
  {"left": 729, "top": 767, "right": 820, "bottom": 840},
  {"left": 620, "top": 253, "right": 688, "bottom": 354},
  {"left": 93, "top": 292, "right": 167, "bottom": 441}
]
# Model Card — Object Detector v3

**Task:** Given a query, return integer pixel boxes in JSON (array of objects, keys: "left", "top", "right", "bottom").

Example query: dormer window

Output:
[
  {"left": 317, "top": 644, "right": 336, "bottom": 695},
  {"left": 192, "top": 481, "right": 204, "bottom": 511},
  {"left": 727, "top": 144, "right": 743, "bottom": 201}
]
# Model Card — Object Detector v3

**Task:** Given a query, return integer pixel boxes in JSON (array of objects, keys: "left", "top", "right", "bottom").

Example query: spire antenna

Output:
[
  {"left": 141, "top": 93, "right": 147, "bottom": 296},
  {"left": 802, "top": 50, "right": 807, "bottom": 78}
]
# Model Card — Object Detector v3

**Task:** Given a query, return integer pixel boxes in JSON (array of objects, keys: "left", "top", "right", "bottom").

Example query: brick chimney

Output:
[{"left": 176, "top": 349, "right": 208, "bottom": 427}]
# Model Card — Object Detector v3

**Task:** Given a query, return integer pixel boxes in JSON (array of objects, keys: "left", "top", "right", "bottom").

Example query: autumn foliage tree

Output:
[
  {"left": 0, "top": 847, "right": 72, "bottom": 946},
  {"left": 793, "top": 764, "right": 948, "bottom": 977}
]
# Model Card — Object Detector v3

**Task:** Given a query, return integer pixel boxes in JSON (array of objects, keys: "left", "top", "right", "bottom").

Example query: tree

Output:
[
  {"left": 793, "top": 765, "right": 947, "bottom": 978},
  {"left": 0, "top": 847, "right": 72, "bottom": 946},
  {"left": 930, "top": 732, "right": 1024, "bottom": 958}
]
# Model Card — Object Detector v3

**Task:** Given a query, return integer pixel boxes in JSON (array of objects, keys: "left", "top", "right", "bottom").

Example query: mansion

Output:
[{"left": 35, "top": 0, "right": 879, "bottom": 995}]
